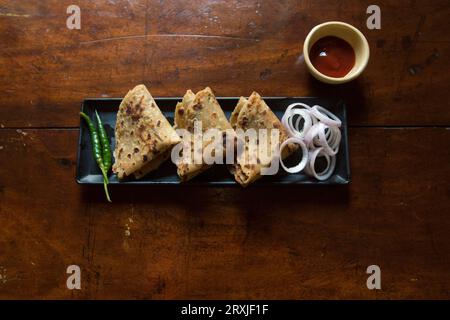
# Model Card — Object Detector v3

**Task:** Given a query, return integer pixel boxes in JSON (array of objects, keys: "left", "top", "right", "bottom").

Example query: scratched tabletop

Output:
[{"left": 0, "top": 1, "right": 449, "bottom": 299}]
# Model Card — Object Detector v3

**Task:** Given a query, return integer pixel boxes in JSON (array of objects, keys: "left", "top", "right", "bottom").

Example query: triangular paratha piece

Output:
[
  {"left": 174, "top": 87, "right": 232, "bottom": 181},
  {"left": 113, "top": 84, "right": 180, "bottom": 179},
  {"left": 229, "top": 92, "right": 297, "bottom": 187}
]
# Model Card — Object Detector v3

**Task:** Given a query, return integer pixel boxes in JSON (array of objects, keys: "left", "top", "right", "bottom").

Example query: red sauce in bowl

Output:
[{"left": 309, "top": 36, "right": 355, "bottom": 78}]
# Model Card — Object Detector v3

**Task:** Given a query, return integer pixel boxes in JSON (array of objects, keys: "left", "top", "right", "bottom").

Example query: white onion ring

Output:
[
  {"left": 308, "top": 124, "right": 341, "bottom": 156},
  {"left": 317, "top": 125, "right": 342, "bottom": 156},
  {"left": 313, "top": 125, "right": 330, "bottom": 144},
  {"left": 281, "top": 112, "right": 297, "bottom": 138},
  {"left": 280, "top": 103, "right": 341, "bottom": 181},
  {"left": 307, "top": 147, "right": 336, "bottom": 181},
  {"left": 317, "top": 127, "right": 335, "bottom": 155},
  {"left": 286, "top": 103, "right": 319, "bottom": 128},
  {"left": 303, "top": 123, "right": 327, "bottom": 148},
  {"left": 296, "top": 111, "right": 317, "bottom": 129},
  {"left": 289, "top": 109, "right": 311, "bottom": 131},
  {"left": 285, "top": 109, "right": 312, "bottom": 138},
  {"left": 311, "top": 105, "right": 342, "bottom": 127},
  {"left": 303, "top": 151, "right": 314, "bottom": 176},
  {"left": 279, "top": 137, "right": 308, "bottom": 173},
  {"left": 329, "top": 126, "right": 341, "bottom": 153},
  {"left": 285, "top": 102, "right": 312, "bottom": 114},
  {"left": 282, "top": 103, "right": 313, "bottom": 138}
]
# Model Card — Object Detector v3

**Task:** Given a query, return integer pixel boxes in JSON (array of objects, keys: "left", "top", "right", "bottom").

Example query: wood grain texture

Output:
[
  {"left": 0, "top": 128, "right": 449, "bottom": 299},
  {"left": 1, "top": 0, "right": 449, "bottom": 127},
  {"left": 0, "top": 0, "right": 449, "bottom": 300}
]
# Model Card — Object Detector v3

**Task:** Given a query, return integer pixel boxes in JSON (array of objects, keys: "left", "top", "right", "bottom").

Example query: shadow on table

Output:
[
  {"left": 306, "top": 73, "right": 369, "bottom": 122},
  {"left": 80, "top": 183, "right": 350, "bottom": 210}
]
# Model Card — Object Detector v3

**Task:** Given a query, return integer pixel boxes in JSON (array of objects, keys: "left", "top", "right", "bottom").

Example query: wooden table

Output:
[{"left": 0, "top": 0, "right": 449, "bottom": 299}]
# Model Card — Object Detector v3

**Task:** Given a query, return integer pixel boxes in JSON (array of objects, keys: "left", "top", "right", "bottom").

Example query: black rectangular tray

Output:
[{"left": 76, "top": 97, "right": 350, "bottom": 186}]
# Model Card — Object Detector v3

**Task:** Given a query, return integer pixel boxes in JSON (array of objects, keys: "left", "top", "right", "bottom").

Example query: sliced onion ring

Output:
[
  {"left": 311, "top": 105, "right": 342, "bottom": 127},
  {"left": 303, "top": 123, "right": 327, "bottom": 147},
  {"left": 308, "top": 124, "right": 341, "bottom": 156},
  {"left": 285, "top": 103, "right": 318, "bottom": 128},
  {"left": 280, "top": 103, "right": 342, "bottom": 181},
  {"left": 296, "top": 111, "right": 317, "bottom": 129},
  {"left": 282, "top": 103, "right": 313, "bottom": 138},
  {"left": 279, "top": 137, "right": 308, "bottom": 173},
  {"left": 329, "top": 126, "right": 341, "bottom": 152},
  {"left": 307, "top": 147, "right": 336, "bottom": 181},
  {"left": 285, "top": 109, "right": 312, "bottom": 138},
  {"left": 281, "top": 112, "right": 296, "bottom": 138},
  {"left": 316, "top": 125, "right": 341, "bottom": 156},
  {"left": 285, "top": 102, "right": 312, "bottom": 114}
]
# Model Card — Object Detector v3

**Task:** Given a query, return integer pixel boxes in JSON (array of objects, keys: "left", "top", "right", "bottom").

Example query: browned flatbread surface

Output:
[
  {"left": 174, "top": 87, "right": 233, "bottom": 182},
  {"left": 230, "top": 92, "right": 297, "bottom": 187},
  {"left": 113, "top": 84, "right": 180, "bottom": 179}
]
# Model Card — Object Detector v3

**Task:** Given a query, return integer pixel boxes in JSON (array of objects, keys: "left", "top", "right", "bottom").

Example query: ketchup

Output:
[{"left": 309, "top": 36, "right": 355, "bottom": 78}]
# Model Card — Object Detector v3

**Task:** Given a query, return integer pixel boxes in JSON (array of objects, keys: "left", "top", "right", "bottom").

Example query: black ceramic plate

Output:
[{"left": 76, "top": 97, "right": 350, "bottom": 186}]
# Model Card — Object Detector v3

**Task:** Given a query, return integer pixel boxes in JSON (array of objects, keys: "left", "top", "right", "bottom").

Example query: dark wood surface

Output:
[{"left": 0, "top": 0, "right": 449, "bottom": 299}]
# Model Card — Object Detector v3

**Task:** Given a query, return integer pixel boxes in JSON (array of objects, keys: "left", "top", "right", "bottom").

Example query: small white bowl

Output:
[{"left": 303, "top": 21, "right": 370, "bottom": 84}]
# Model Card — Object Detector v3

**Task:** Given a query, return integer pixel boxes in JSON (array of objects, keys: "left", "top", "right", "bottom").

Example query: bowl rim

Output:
[{"left": 303, "top": 21, "right": 370, "bottom": 84}]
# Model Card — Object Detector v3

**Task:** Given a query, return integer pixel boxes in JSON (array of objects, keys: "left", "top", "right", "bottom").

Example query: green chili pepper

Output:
[
  {"left": 95, "top": 110, "right": 112, "bottom": 172},
  {"left": 80, "top": 112, "right": 111, "bottom": 202},
  {"left": 80, "top": 112, "right": 103, "bottom": 166}
]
